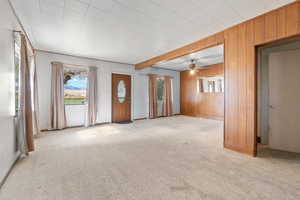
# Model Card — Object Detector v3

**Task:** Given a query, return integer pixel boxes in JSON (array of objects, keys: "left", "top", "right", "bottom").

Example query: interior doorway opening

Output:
[{"left": 257, "top": 38, "right": 300, "bottom": 155}]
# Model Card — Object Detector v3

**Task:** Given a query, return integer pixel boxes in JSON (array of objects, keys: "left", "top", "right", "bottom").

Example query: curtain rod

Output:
[{"left": 51, "top": 61, "right": 89, "bottom": 68}]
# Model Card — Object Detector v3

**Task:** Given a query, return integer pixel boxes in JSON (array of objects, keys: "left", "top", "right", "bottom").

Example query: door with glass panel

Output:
[
  {"left": 112, "top": 74, "right": 131, "bottom": 122},
  {"left": 156, "top": 77, "right": 165, "bottom": 117}
]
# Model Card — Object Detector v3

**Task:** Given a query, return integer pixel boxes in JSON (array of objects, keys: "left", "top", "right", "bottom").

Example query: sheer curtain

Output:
[
  {"left": 163, "top": 76, "right": 173, "bottom": 117},
  {"left": 26, "top": 43, "right": 40, "bottom": 136},
  {"left": 86, "top": 66, "right": 98, "bottom": 126},
  {"left": 149, "top": 75, "right": 158, "bottom": 119},
  {"left": 50, "top": 62, "right": 66, "bottom": 130},
  {"left": 32, "top": 59, "right": 40, "bottom": 136}
]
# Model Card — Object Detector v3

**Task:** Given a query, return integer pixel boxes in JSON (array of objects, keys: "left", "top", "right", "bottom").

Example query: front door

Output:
[{"left": 112, "top": 74, "right": 131, "bottom": 122}]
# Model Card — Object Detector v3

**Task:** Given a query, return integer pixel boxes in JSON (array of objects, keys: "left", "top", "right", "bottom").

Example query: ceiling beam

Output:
[{"left": 135, "top": 32, "right": 224, "bottom": 70}]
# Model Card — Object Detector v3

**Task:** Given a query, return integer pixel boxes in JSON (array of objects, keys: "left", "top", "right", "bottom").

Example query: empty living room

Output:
[{"left": 0, "top": 0, "right": 300, "bottom": 199}]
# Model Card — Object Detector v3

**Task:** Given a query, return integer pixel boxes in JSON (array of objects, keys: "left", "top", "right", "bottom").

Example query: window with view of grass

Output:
[{"left": 64, "top": 67, "right": 88, "bottom": 105}]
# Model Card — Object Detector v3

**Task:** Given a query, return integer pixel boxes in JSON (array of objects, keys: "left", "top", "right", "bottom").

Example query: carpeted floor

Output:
[{"left": 0, "top": 116, "right": 300, "bottom": 200}]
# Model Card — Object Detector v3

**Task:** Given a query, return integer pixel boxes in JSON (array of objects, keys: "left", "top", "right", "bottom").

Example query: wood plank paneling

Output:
[
  {"left": 224, "top": 20, "right": 256, "bottom": 155},
  {"left": 286, "top": 3, "right": 299, "bottom": 36},
  {"left": 265, "top": 11, "right": 278, "bottom": 42},
  {"left": 195, "top": 93, "right": 224, "bottom": 120},
  {"left": 180, "top": 71, "right": 197, "bottom": 116},
  {"left": 181, "top": 63, "right": 224, "bottom": 120},
  {"left": 254, "top": 15, "right": 265, "bottom": 45},
  {"left": 277, "top": 7, "right": 286, "bottom": 39},
  {"left": 224, "top": 26, "right": 239, "bottom": 149},
  {"left": 245, "top": 20, "right": 256, "bottom": 156}
]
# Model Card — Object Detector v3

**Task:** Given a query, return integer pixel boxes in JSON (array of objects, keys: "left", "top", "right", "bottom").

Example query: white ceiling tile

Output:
[
  {"left": 78, "top": 0, "right": 91, "bottom": 4},
  {"left": 11, "top": 0, "right": 296, "bottom": 64},
  {"left": 116, "top": 0, "right": 178, "bottom": 22},
  {"left": 225, "top": 0, "right": 272, "bottom": 20},
  {"left": 42, "top": 0, "right": 65, "bottom": 8},
  {"left": 265, "top": 0, "right": 295, "bottom": 10},
  {"left": 65, "top": 0, "right": 89, "bottom": 14},
  {"left": 40, "top": 1, "right": 64, "bottom": 19},
  {"left": 278, "top": 0, "right": 295, "bottom": 5},
  {"left": 11, "top": 0, "right": 40, "bottom": 20},
  {"left": 90, "top": 0, "right": 118, "bottom": 11},
  {"left": 64, "top": 9, "right": 85, "bottom": 23},
  {"left": 210, "top": 3, "right": 243, "bottom": 27},
  {"left": 85, "top": 6, "right": 109, "bottom": 21},
  {"left": 150, "top": 0, "right": 205, "bottom": 21}
]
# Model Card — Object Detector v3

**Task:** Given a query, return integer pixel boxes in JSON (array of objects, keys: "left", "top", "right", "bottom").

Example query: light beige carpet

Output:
[{"left": 0, "top": 116, "right": 300, "bottom": 200}]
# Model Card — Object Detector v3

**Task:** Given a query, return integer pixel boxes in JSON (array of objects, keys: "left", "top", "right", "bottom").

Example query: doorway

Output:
[
  {"left": 257, "top": 39, "right": 300, "bottom": 154},
  {"left": 112, "top": 73, "right": 131, "bottom": 123}
]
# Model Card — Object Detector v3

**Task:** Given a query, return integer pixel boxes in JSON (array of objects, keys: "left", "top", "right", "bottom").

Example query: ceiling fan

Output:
[{"left": 189, "top": 59, "right": 206, "bottom": 74}]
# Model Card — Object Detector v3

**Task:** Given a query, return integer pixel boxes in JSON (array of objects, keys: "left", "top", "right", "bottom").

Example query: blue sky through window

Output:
[{"left": 64, "top": 74, "right": 87, "bottom": 90}]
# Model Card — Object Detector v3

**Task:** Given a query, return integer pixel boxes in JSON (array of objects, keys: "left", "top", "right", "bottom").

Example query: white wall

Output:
[
  {"left": 0, "top": 0, "right": 22, "bottom": 184},
  {"left": 133, "top": 73, "right": 149, "bottom": 119},
  {"left": 36, "top": 51, "right": 180, "bottom": 130}
]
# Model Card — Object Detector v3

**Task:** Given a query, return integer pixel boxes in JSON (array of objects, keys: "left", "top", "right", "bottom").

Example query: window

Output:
[
  {"left": 14, "top": 32, "right": 21, "bottom": 116},
  {"left": 117, "top": 80, "right": 126, "bottom": 103},
  {"left": 198, "top": 75, "right": 224, "bottom": 93},
  {"left": 217, "top": 79, "right": 223, "bottom": 92},
  {"left": 156, "top": 78, "right": 164, "bottom": 101},
  {"left": 208, "top": 80, "right": 215, "bottom": 92},
  {"left": 64, "top": 67, "right": 88, "bottom": 104}
]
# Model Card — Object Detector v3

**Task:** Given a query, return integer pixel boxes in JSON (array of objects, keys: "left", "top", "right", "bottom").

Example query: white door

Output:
[{"left": 268, "top": 50, "right": 300, "bottom": 153}]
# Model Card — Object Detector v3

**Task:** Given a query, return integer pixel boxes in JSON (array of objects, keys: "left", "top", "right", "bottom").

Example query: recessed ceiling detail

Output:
[
  {"left": 10, "top": 0, "right": 295, "bottom": 64},
  {"left": 153, "top": 45, "right": 224, "bottom": 71}
]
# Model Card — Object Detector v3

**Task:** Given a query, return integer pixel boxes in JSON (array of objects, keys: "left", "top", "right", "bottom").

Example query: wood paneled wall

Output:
[
  {"left": 137, "top": 1, "right": 300, "bottom": 156},
  {"left": 224, "top": 2, "right": 300, "bottom": 156},
  {"left": 181, "top": 63, "right": 224, "bottom": 120}
]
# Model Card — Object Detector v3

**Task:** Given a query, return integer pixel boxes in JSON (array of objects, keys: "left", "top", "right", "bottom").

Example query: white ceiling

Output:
[
  {"left": 154, "top": 45, "right": 224, "bottom": 71},
  {"left": 10, "top": 0, "right": 295, "bottom": 64}
]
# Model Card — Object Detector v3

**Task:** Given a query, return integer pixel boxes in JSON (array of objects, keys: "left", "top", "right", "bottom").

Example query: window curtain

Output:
[
  {"left": 26, "top": 41, "right": 40, "bottom": 136},
  {"left": 32, "top": 58, "right": 40, "bottom": 136},
  {"left": 163, "top": 76, "right": 173, "bottom": 117},
  {"left": 18, "top": 34, "right": 35, "bottom": 154},
  {"left": 86, "top": 66, "right": 98, "bottom": 126},
  {"left": 149, "top": 75, "right": 158, "bottom": 119},
  {"left": 50, "top": 62, "right": 66, "bottom": 130}
]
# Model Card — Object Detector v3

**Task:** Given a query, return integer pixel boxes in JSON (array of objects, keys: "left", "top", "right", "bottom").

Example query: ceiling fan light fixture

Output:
[
  {"left": 190, "top": 69, "right": 195, "bottom": 75},
  {"left": 189, "top": 59, "right": 197, "bottom": 75},
  {"left": 189, "top": 63, "right": 196, "bottom": 70}
]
